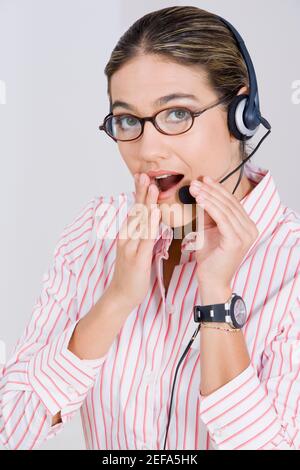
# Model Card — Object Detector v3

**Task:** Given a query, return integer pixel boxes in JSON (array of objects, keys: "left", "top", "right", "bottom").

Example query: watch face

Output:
[{"left": 232, "top": 298, "right": 247, "bottom": 328}]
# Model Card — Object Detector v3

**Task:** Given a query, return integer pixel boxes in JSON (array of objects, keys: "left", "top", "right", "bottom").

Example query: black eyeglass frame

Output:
[{"left": 99, "top": 93, "right": 235, "bottom": 142}]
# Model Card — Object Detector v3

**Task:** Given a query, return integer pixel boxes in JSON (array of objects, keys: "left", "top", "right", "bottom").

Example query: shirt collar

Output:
[{"left": 152, "top": 160, "right": 284, "bottom": 260}]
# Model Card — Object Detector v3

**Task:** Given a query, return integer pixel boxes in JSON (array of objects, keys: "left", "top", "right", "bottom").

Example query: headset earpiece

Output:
[{"left": 228, "top": 94, "right": 259, "bottom": 141}]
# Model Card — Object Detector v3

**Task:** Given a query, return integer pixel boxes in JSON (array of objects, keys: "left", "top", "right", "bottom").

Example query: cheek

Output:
[{"left": 179, "top": 115, "right": 231, "bottom": 175}]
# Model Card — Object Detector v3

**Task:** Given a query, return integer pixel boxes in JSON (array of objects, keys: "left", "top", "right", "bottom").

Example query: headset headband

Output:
[{"left": 215, "top": 15, "right": 270, "bottom": 131}]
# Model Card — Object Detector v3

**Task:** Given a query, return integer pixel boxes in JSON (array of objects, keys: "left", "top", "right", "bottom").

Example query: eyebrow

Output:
[{"left": 111, "top": 93, "right": 199, "bottom": 112}]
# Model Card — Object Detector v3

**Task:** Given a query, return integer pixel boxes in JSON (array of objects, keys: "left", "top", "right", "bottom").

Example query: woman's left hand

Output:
[{"left": 189, "top": 175, "right": 259, "bottom": 291}]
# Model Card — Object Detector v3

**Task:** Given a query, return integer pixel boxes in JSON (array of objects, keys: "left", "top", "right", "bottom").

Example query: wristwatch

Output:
[{"left": 193, "top": 292, "right": 247, "bottom": 329}]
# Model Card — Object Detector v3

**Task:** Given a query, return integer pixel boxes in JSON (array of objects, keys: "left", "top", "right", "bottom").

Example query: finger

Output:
[
  {"left": 193, "top": 187, "right": 247, "bottom": 234},
  {"left": 127, "top": 210, "right": 147, "bottom": 240},
  {"left": 195, "top": 192, "right": 244, "bottom": 242},
  {"left": 190, "top": 181, "right": 250, "bottom": 232},
  {"left": 134, "top": 172, "right": 151, "bottom": 205},
  {"left": 138, "top": 204, "right": 161, "bottom": 255},
  {"left": 194, "top": 176, "right": 250, "bottom": 222},
  {"left": 121, "top": 178, "right": 159, "bottom": 253},
  {"left": 145, "top": 181, "right": 159, "bottom": 211},
  {"left": 120, "top": 181, "right": 157, "bottom": 247},
  {"left": 125, "top": 202, "right": 160, "bottom": 256},
  {"left": 133, "top": 182, "right": 159, "bottom": 246},
  {"left": 129, "top": 172, "right": 152, "bottom": 228},
  {"left": 143, "top": 182, "right": 160, "bottom": 239},
  {"left": 118, "top": 207, "right": 144, "bottom": 244},
  {"left": 130, "top": 180, "right": 159, "bottom": 232}
]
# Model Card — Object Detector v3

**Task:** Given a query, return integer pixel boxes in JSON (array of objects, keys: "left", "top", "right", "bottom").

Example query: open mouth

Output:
[
  {"left": 153, "top": 173, "right": 185, "bottom": 201},
  {"left": 155, "top": 174, "right": 184, "bottom": 192}
]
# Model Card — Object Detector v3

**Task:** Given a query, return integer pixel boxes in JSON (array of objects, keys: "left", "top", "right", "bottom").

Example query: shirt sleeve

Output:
[
  {"left": 0, "top": 197, "right": 109, "bottom": 450},
  {"left": 198, "top": 295, "right": 300, "bottom": 450}
]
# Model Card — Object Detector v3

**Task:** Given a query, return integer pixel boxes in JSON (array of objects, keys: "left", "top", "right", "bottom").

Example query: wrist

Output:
[{"left": 198, "top": 285, "right": 232, "bottom": 305}]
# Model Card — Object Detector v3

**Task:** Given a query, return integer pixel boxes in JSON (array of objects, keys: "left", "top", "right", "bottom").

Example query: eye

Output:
[
  {"left": 117, "top": 115, "right": 139, "bottom": 129},
  {"left": 165, "top": 108, "right": 191, "bottom": 122}
]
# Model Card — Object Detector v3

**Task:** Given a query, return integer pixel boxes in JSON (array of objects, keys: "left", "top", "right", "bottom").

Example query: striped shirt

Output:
[{"left": 0, "top": 160, "right": 299, "bottom": 450}]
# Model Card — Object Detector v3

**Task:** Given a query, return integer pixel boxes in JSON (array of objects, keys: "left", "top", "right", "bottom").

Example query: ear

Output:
[{"left": 237, "top": 85, "right": 249, "bottom": 96}]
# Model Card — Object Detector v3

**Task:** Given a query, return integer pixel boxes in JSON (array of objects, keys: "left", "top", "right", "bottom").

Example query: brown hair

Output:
[{"left": 104, "top": 6, "right": 252, "bottom": 159}]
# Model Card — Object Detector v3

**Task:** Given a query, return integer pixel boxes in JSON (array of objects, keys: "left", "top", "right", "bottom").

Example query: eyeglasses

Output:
[{"left": 98, "top": 93, "right": 234, "bottom": 142}]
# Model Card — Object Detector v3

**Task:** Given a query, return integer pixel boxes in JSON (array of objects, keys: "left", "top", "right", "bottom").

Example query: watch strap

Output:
[{"left": 194, "top": 293, "right": 234, "bottom": 323}]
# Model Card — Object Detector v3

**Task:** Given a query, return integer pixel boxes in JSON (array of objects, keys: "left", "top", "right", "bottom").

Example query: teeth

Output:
[{"left": 155, "top": 174, "right": 174, "bottom": 179}]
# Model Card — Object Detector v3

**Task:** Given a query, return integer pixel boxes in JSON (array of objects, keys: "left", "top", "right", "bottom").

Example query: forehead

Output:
[{"left": 110, "top": 54, "right": 211, "bottom": 110}]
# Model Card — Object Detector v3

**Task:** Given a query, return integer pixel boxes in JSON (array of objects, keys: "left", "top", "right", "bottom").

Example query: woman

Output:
[{"left": 1, "top": 6, "right": 299, "bottom": 450}]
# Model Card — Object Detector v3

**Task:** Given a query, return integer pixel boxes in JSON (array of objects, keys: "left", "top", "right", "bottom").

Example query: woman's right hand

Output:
[{"left": 108, "top": 173, "right": 161, "bottom": 310}]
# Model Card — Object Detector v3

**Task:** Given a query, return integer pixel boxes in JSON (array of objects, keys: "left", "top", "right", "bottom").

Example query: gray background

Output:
[{"left": 0, "top": 0, "right": 299, "bottom": 450}]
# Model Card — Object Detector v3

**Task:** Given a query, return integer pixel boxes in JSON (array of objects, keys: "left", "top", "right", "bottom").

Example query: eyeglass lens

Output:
[{"left": 106, "top": 108, "right": 193, "bottom": 140}]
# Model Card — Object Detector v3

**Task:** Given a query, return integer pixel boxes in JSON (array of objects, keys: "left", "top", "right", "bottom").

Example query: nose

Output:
[
  {"left": 137, "top": 120, "right": 169, "bottom": 162},
  {"left": 142, "top": 118, "right": 161, "bottom": 137}
]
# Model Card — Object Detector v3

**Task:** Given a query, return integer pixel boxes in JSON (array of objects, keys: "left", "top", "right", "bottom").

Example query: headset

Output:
[
  {"left": 164, "top": 14, "right": 271, "bottom": 450},
  {"left": 178, "top": 14, "right": 271, "bottom": 204},
  {"left": 221, "top": 17, "right": 271, "bottom": 140}
]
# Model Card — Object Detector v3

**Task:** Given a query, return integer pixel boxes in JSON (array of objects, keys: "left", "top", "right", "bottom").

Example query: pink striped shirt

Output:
[{"left": 0, "top": 160, "right": 299, "bottom": 450}]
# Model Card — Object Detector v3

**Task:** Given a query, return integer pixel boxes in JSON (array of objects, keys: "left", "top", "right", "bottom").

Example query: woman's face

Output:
[{"left": 109, "top": 54, "right": 250, "bottom": 230}]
